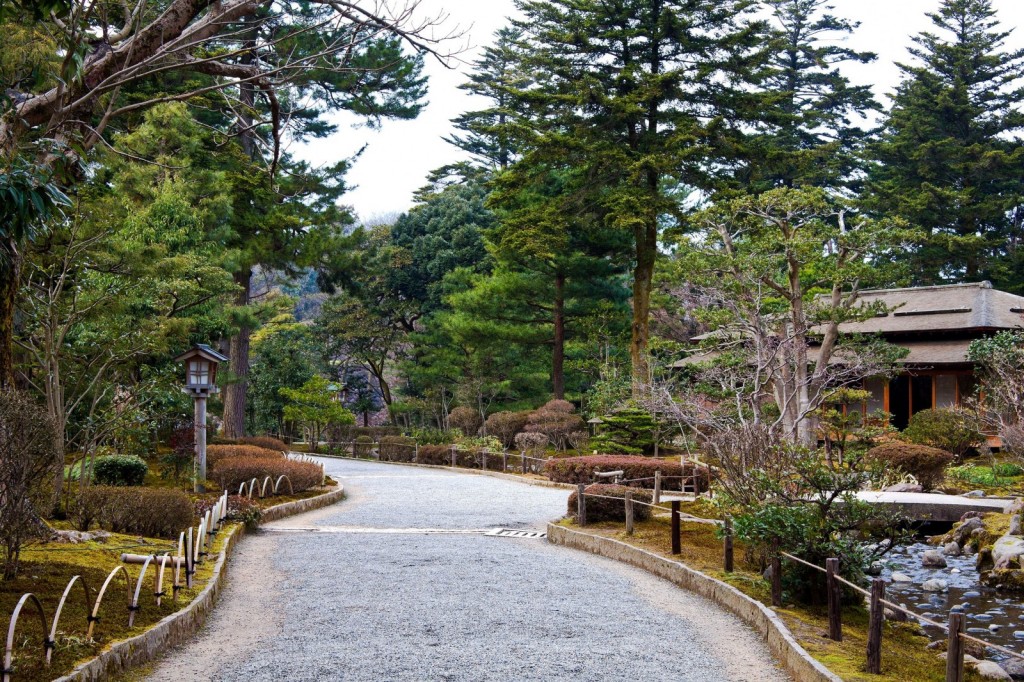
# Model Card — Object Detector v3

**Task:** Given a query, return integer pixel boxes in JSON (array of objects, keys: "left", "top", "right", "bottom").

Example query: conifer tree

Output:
[{"left": 865, "top": 0, "right": 1024, "bottom": 289}]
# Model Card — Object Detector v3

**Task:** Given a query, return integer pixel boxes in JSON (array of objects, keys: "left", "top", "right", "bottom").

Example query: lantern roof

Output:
[{"left": 174, "top": 344, "right": 228, "bottom": 364}]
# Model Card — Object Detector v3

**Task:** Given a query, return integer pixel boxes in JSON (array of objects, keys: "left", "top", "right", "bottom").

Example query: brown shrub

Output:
[
  {"left": 212, "top": 456, "right": 322, "bottom": 493},
  {"left": 865, "top": 442, "right": 954, "bottom": 489},
  {"left": 545, "top": 455, "right": 710, "bottom": 492},
  {"left": 207, "top": 444, "right": 284, "bottom": 466},
  {"left": 449, "top": 407, "right": 483, "bottom": 436},
  {"left": 524, "top": 403, "right": 585, "bottom": 450},
  {"left": 239, "top": 435, "right": 289, "bottom": 452},
  {"left": 416, "top": 444, "right": 452, "bottom": 465},
  {"left": 541, "top": 399, "right": 576, "bottom": 414},
  {"left": 73, "top": 486, "right": 193, "bottom": 537},
  {"left": 566, "top": 484, "right": 653, "bottom": 522},
  {"left": 380, "top": 436, "right": 416, "bottom": 462},
  {"left": 484, "top": 410, "right": 532, "bottom": 448}
]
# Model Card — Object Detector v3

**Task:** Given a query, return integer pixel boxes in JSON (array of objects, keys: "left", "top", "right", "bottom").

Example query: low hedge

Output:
[
  {"left": 353, "top": 435, "right": 375, "bottom": 457},
  {"left": 416, "top": 444, "right": 451, "bottom": 465},
  {"left": 207, "top": 444, "right": 284, "bottom": 466},
  {"left": 567, "top": 484, "right": 654, "bottom": 523},
  {"left": 545, "top": 455, "right": 710, "bottom": 492},
  {"left": 93, "top": 454, "right": 149, "bottom": 486},
  {"left": 212, "top": 456, "right": 322, "bottom": 493},
  {"left": 379, "top": 436, "right": 416, "bottom": 462},
  {"left": 73, "top": 486, "right": 193, "bottom": 537},
  {"left": 239, "top": 435, "right": 289, "bottom": 452},
  {"left": 865, "top": 442, "right": 954, "bottom": 489},
  {"left": 413, "top": 444, "right": 502, "bottom": 469}
]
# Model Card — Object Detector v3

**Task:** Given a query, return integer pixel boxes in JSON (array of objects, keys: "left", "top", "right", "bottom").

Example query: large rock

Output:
[
  {"left": 993, "top": 536, "right": 1024, "bottom": 570},
  {"left": 891, "top": 571, "right": 912, "bottom": 582},
  {"left": 1001, "top": 658, "right": 1024, "bottom": 680},
  {"left": 1010, "top": 514, "right": 1023, "bottom": 537},
  {"left": 884, "top": 483, "right": 923, "bottom": 493},
  {"left": 943, "top": 541, "right": 961, "bottom": 556},
  {"left": 949, "top": 517, "right": 986, "bottom": 547},
  {"left": 975, "top": 661, "right": 1013, "bottom": 681},
  {"left": 866, "top": 561, "right": 884, "bottom": 576},
  {"left": 922, "top": 550, "right": 948, "bottom": 568},
  {"left": 922, "top": 578, "right": 948, "bottom": 592}
]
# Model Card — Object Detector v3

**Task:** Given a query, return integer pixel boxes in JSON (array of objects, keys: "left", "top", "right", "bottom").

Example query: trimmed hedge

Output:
[
  {"left": 354, "top": 435, "right": 375, "bottom": 457},
  {"left": 73, "top": 486, "right": 193, "bottom": 537},
  {"left": 413, "top": 444, "right": 502, "bottom": 469},
  {"left": 207, "top": 444, "right": 284, "bottom": 466},
  {"left": 567, "top": 484, "right": 654, "bottom": 523},
  {"left": 239, "top": 435, "right": 289, "bottom": 452},
  {"left": 379, "top": 435, "right": 416, "bottom": 462},
  {"left": 212, "top": 456, "right": 323, "bottom": 493},
  {"left": 865, "top": 442, "right": 954, "bottom": 489},
  {"left": 93, "top": 454, "right": 149, "bottom": 486},
  {"left": 545, "top": 455, "right": 710, "bottom": 492}
]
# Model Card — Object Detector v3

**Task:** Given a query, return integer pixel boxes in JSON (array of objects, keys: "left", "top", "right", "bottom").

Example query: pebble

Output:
[
  {"left": 969, "top": 627, "right": 992, "bottom": 634},
  {"left": 891, "top": 572, "right": 913, "bottom": 582},
  {"left": 974, "top": 614, "right": 994, "bottom": 621},
  {"left": 922, "top": 578, "right": 948, "bottom": 592},
  {"left": 965, "top": 591, "right": 982, "bottom": 598},
  {"left": 951, "top": 568, "right": 962, "bottom": 574},
  {"left": 1013, "top": 631, "right": 1024, "bottom": 640}
]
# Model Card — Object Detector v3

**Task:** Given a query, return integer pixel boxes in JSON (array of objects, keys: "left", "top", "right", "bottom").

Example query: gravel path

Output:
[{"left": 144, "top": 459, "right": 790, "bottom": 681}]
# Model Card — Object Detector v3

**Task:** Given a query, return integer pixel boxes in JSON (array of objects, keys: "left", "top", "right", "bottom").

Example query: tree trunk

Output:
[
  {"left": 0, "top": 248, "right": 21, "bottom": 389},
  {"left": 222, "top": 267, "right": 252, "bottom": 439},
  {"left": 552, "top": 271, "right": 566, "bottom": 400},
  {"left": 631, "top": 221, "right": 657, "bottom": 396}
]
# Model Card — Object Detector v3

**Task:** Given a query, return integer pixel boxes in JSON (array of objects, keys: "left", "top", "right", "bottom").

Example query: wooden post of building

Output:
[
  {"left": 577, "top": 484, "right": 587, "bottom": 527},
  {"left": 653, "top": 470, "right": 662, "bottom": 505},
  {"left": 946, "top": 612, "right": 965, "bottom": 682},
  {"left": 826, "top": 558, "right": 842, "bottom": 642},
  {"left": 866, "top": 578, "right": 885, "bottom": 674},
  {"left": 770, "top": 538, "right": 782, "bottom": 607},
  {"left": 671, "top": 500, "right": 681, "bottom": 555},
  {"left": 723, "top": 518, "right": 734, "bottom": 573},
  {"left": 625, "top": 490, "right": 634, "bottom": 536},
  {"left": 450, "top": 445, "right": 457, "bottom": 468}
]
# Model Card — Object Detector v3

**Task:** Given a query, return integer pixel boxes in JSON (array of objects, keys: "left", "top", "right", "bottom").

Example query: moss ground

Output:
[{"left": 564, "top": 516, "right": 985, "bottom": 682}]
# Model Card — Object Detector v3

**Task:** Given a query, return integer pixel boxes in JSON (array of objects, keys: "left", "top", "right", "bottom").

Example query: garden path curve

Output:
[{"left": 143, "top": 458, "right": 790, "bottom": 681}]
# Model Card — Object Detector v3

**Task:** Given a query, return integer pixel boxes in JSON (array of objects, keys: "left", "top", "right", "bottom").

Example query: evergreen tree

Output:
[
  {"left": 865, "top": 0, "right": 1024, "bottom": 289},
  {"left": 742, "top": 0, "right": 877, "bottom": 192},
  {"left": 509, "top": 0, "right": 766, "bottom": 392}
]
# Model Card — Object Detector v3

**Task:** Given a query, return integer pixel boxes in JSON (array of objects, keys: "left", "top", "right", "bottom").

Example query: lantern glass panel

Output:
[{"left": 188, "top": 359, "right": 211, "bottom": 386}]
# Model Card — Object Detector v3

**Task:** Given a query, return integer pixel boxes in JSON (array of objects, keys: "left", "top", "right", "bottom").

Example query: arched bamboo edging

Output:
[
  {"left": 129, "top": 556, "right": 153, "bottom": 627},
  {"left": 247, "top": 478, "right": 260, "bottom": 499},
  {"left": 154, "top": 554, "right": 172, "bottom": 607},
  {"left": 273, "top": 475, "right": 293, "bottom": 495},
  {"left": 260, "top": 476, "right": 273, "bottom": 498},
  {"left": 47, "top": 575, "right": 91, "bottom": 664},
  {"left": 4, "top": 593, "right": 50, "bottom": 682},
  {"left": 87, "top": 566, "right": 132, "bottom": 638}
]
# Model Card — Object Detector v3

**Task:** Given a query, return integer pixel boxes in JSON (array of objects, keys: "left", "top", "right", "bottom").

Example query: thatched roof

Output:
[{"left": 670, "top": 338, "right": 975, "bottom": 369}]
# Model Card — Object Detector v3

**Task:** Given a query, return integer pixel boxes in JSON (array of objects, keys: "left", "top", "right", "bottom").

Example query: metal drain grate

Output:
[{"left": 484, "top": 528, "right": 547, "bottom": 539}]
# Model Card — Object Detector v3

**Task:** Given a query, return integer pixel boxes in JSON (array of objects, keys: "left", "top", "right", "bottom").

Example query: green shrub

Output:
[
  {"left": 947, "top": 462, "right": 1024, "bottom": 487},
  {"left": 239, "top": 435, "right": 289, "bottom": 452},
  {"left": 904, "top": 408, "right": 983, "bottom": 460},
  {"left": 545, "top": 455, "right": 710, "bottom": 492},
  {"left": 92, "top": 454, "right": 149, "bottom": 486},
  {"left": 73, "top": 486, "right": 193, "bottom": 537},
  {"left": 379, "top": 436, "right": 416, "bottom": 462},
  {"left": 484, "top": 411, "right": 532, "bottom": 448},
  {"left": 409, "top": 427, "right": 453, "bottom": 445},
  {"left": 354, "top": 435, "right": 375, "bottom": 457},
  {"left": 865, "top": 442, "right": 954, "bottom": 489},
  {"left": 589, "top": 407, "right": 662, "bottom": 455},
  {"left": 567, "top": 484, "right": 653, "bottom": 522},
  {"left": 211, "top": 456, "right": 323, "bottom": 493}
]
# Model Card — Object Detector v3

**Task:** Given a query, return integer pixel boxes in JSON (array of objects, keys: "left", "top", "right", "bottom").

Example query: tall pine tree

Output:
[{"left": 865, "top": 0, "right": 1024, "bottom": 289}]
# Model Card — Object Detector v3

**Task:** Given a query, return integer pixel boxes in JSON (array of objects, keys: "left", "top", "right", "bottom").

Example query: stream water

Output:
[{"left": 882, "top": 540, "right": 1024, "bottom": 661}]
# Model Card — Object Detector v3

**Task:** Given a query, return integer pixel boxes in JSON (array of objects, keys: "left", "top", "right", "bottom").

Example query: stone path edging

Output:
[
  {"left": 305, "top": 453, "right": 577, "bottom": 491},
  {"left": 52, "top": 485, "right": 345, "bottom": 682},
  {"left": 547, "top": 523, "right": 842, "bottom": 682}
]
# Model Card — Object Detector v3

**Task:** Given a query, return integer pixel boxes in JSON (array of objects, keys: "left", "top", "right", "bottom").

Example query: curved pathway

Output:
[{"left": 145, "top": 459, "right": 789, "bottom": 681}]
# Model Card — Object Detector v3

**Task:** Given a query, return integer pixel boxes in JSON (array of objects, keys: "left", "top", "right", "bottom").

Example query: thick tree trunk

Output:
[
  {"left": 631, "top": 221, "right": 657, "bottom": 396},
  {"left": 221, "top": 267, "right": 252, "bottom": 439},
  {"left": 0, "top": 248, "right": 21, "bottom": 389},
  {"left": 552, "top": 271, "right": 566, "bottom": 400}
]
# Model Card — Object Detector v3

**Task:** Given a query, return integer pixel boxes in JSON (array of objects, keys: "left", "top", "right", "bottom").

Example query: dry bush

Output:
[
  {"left": 514, "top": 432, "right": 548, "bottom": 456},
  {"left": 0, "top": 391, "right": 62, "bottom": 578},
  {"left": 212, "top": 457, "right": 322, "bottom": 493},
  {"left": 545, "top": 455, "right": 710, "bottom": 492},
  {"left": 73, "top": 486, "right": 193, "bottom": 537},
  {"left": 541, "top": 399, "right": 575, "bottom": 414},
  {"left": 566, "top": 431, "right": 590, "bottom": 453},
  {"left": 484, "top": 411, "right": 532, "bottom": 448},
  {"left": 239, "top": 436, "right": 289, "bottom": 452},
  {"left": 865, "top": 443, "right": 954, "bottom": 490},
  {"left": 207, "top": 444, "right": 283, "bottom": 466},
  {"left": 703, "top": 424, "right": 792, "bottom": 508},
  {"left": 566, "top": 484, "right": 653, "bottom": 522},
  {"left": 416, "top": 444, "right": 451, "bottom": 465},
  {"left": 449, "top": 407, "right": 483, "bottom": 436},
  {"left": 524, "top": 403, "right": 585, "bottom": 450},
  {"left": 379, "top": 436, "right": 416, "bottom": 462}
]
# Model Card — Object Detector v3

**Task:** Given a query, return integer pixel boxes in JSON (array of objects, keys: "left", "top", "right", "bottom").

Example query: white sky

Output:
[{"left": 295, "top": 0, "right": 1024, "bottom": 223}]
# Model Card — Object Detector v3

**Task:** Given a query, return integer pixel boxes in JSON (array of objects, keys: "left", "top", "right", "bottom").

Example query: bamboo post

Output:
[
  {"left": 481, "top": 448, "right": 488, "bottom": 470},
  {"left": 522, "top": 450, "right": 528, "bottom": 474},
  {"left": 577, "top": 484, "right": 587, "bottom": 527},
  {"left": 826, "top": 558, "right": 842, "bottom": 641},
  {"left": 770, "top": 539, "right": 782, "bottom": 607},
  {"left": 866, "top": 578, "right": 885, "bottom": 674},
  {"left": 946, "top": 612, "right": 965, "bottom": 682},
  {"left": 671, "top": 500, "right": 681, "bottom": 555},
  {"left": 502, "top": 451, "right": 508, "bottom": 472},
  {"left": 653, "top": 470, "right": 662, "bottom": 505},
  {"left": 450, "top": 445, "right": 457, "bottom": 468},
  {"left": 625, "top": 490, "right": 634, "bottom": 535},
  {"left": 723, "top": 518, "right": 734, "bottom": 573},
  {"left": 414, "top": 443, "right": 419, "bottom": 463}
]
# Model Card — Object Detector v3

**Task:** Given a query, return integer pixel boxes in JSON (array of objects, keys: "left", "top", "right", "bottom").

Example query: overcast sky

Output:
[{"left": 295, "top": 0, "right": 1024, "bottom": 223}]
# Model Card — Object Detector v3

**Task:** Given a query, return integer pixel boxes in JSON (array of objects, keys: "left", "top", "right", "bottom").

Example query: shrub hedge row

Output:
[
  {"left": 545, "top": 455, "right": 710, "bottom": 492},
  {"left": 73, "top": 486, "right": 193, "bottom": 537},
  {"left": 379, "top": 436, "right": 416, "bottom": 461},
  {"left": 238, "top": 435, "right": 289, "bottom": 452},
  {"left": 865, "top": 442, "right": 954, "bottom": 489},
  {"left": 212, "top": 456, "right": 323, "bottom": 493},
  {"left": 207, "top": 444, "right": 284, "bottom": 466},
  {"left": 567, "top": 484, "right": 654, "bottom": 523}
]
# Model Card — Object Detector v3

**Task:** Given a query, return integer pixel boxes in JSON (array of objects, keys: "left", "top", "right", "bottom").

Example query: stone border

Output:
[
  {"left": 547, "top": 523, "right": 841, "bottom": 682},
  {"left": 52, "top": 484, "right": 345, "bottom": 682},
  {"left": 305, "top": 453, "right": 577, "bottom": 491}
]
